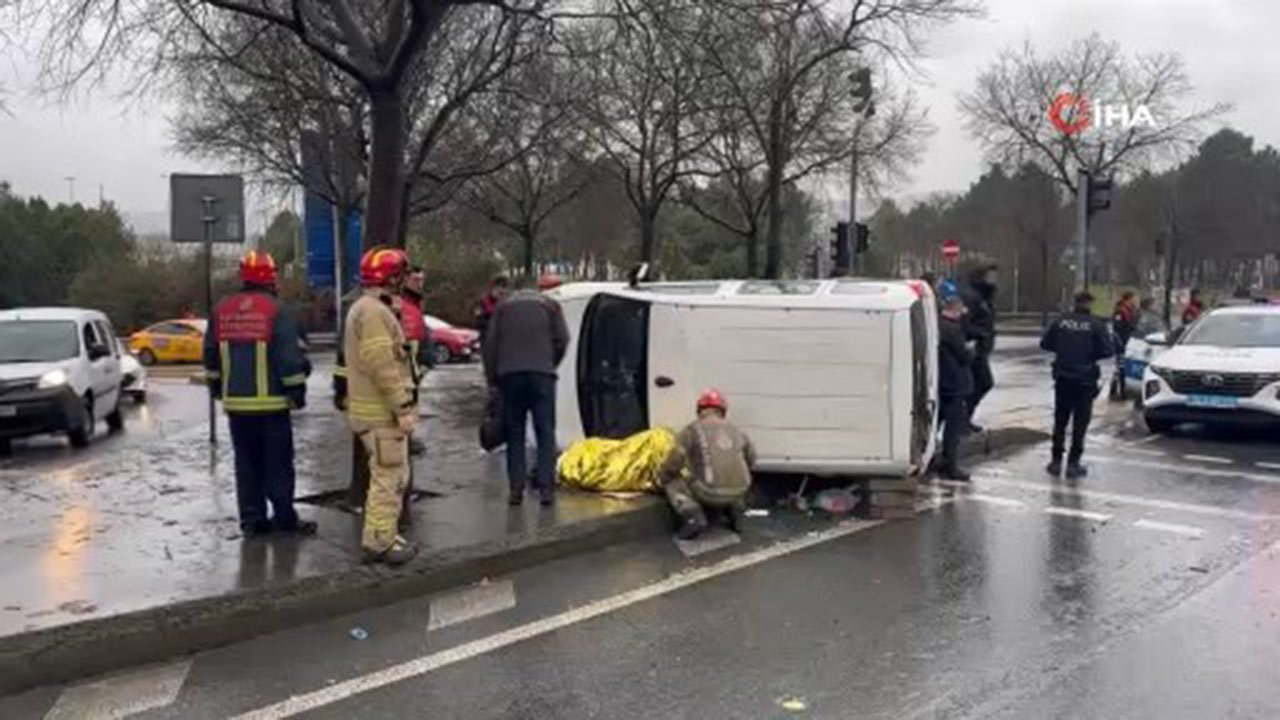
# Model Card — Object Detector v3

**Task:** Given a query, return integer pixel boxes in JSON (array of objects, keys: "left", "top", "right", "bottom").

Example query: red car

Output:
[{"left": 425, "top": 315, "right": 481, "bottom": 365}]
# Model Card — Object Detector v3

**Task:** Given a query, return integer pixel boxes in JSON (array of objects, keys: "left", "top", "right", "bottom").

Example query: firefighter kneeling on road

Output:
[
  {"left": 658, "top": 389, "right": 757, "bottom": 540},
  {"left": 343, "top": 247, "right": 419, "bottom": 565},
  {"left": 204, "top": 250, "right": 314, "bottom": 538}
]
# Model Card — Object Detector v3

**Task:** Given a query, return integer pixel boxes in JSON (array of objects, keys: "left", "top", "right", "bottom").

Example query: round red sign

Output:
[{"left": 941, "top": 239, "right": 960, "bottom": 260}]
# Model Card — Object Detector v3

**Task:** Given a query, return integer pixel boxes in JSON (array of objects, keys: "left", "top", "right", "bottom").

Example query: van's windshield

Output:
[{"left": 0, "top": 320, "right": 80, "bottom": 363}]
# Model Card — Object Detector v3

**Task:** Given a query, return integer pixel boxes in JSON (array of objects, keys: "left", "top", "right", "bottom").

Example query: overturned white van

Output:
[{"left": 546, "top": 279, "right": 940, "bottom": 478}]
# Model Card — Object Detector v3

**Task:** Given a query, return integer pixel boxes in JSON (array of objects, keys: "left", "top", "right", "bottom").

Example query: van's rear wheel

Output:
[
  {"left": 106, "top": 392, "right": 125, "bottom": 433},
  {"left": 68, "top": 396, "right": 93, "bottom": 448}
]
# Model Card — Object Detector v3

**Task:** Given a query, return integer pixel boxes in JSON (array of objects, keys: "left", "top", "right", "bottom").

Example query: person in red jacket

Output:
[{"left": 1181, "top": 288, "right": 1204, "bottom": 327}]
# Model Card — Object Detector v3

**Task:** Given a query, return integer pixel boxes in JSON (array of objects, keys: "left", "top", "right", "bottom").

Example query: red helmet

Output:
[
  {"left": 239, "top": 250, "right": 277, "bottom": 288},
  {"left": 696, "top": 388, "right": 727, "bottom": 414},
  {"left": 359, "top": 247, "right": 409, "bottom": 287}
]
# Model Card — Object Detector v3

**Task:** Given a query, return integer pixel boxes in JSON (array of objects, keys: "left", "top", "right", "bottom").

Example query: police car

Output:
[{"left": 1142, "top": 306, "right": 1280, "bottom": 432}]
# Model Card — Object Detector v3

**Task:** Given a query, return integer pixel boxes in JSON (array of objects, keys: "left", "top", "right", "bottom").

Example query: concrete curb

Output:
[{"left": 0, "top": 500, "right": 669, "bottom": 695}]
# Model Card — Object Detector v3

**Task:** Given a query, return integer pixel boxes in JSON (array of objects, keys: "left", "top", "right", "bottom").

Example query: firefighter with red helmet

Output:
[
  {"left": 343, "top": 247, "right": 418, "bottom": 565},
  {"left": 657, "top": 389, "right": 757, "bottom": 539},
  {"left": 203, "top": 250, "right": 314, "bottom": 538}
]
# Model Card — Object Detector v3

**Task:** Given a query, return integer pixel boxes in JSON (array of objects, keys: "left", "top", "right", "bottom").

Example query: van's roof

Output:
[
  {"left": 549, "top": 279, "right": 930, "bottom": 310},
  {"left": 0, "top": 307, "right": 108, "bottom": 322}
]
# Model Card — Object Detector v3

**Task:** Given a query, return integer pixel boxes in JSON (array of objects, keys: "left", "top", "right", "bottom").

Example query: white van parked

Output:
[
  {"left": 0, "top": 307, "right": 125, "bottom": 450},
  {"left": 547, "top": 279, "right": 940, "bottom": 478}
]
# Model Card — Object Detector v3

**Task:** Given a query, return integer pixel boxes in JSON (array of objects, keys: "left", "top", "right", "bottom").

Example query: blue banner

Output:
[{"left": 304, "top": 193, "right": 361, "bottom": 293}]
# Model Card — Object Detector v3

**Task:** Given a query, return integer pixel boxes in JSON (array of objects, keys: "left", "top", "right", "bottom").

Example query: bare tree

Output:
[
  {"left": 573, "top": 0, "right": 721, "bottom": 265},
  {"left": 16, "top": 0, "right": 554, "bottom": 249},
  {"left": 959, "top": 34, "right": 1230, "bottom": 195}
]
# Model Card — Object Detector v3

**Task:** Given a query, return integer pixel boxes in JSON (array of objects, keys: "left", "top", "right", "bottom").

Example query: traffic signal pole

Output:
[
  {"left": 849, "top": 140, "right": 859, "bottom": 276},
  {"left": 1077, "top": 168, "right": 1090, "bottom": 292}
]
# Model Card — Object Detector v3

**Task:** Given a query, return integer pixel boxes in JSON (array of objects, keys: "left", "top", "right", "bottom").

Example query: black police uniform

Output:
[
  {"left": 938, "top": 313, "right": 974, "bottom": 475},
  {"left": 1040, "top": 308, "right": 1114, "bottom": 469}
]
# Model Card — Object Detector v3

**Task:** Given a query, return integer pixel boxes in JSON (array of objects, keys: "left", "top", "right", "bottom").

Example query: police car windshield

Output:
[
  {"left": 1179, "top": 313, "right": 1280, "bottom": 348},
  {"left": 0, "top": 320, "right": 80, "bottom": 363}
]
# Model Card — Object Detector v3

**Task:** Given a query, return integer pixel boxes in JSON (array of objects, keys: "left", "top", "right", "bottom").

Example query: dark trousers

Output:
[
  {"left": 939, "top": 394, "right": 969, "bottom": 468},
  {"left": 348, "top": 432, "right": 414, "bottom": 527},
  {"left": 1052, "top": 379, "right": 1097, "bottom": 464},
  {"left": 969, "top": 355, "right": 994, "bottom": 420},
  {"left": 228, "top": 412, "right": 298, "bottom": 530},
  {"left": 500, "top": 372, "right": 557, "bottom": 495}
]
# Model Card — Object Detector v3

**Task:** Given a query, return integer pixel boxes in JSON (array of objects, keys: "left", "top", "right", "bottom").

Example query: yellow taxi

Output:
[{"left": 128, "top": 319, "right": 208, "bottom": 365}]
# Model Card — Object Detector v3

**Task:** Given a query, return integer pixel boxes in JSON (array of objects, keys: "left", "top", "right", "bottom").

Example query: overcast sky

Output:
[{"left": 1, "top": 0, "right": 1276, "bottom": 235}]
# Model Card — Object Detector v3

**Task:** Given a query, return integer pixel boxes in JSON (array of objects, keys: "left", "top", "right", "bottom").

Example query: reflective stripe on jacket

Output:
[
  {"left": 203, "top": 290, "right": 308, "bottom": 414},
  {"left": 343, "top": 290, "right": 413, "bottom": 431}
]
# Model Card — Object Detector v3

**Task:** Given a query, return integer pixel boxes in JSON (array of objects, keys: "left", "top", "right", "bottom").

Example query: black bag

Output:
[{"left": 479, "top": 389, "right": 506, "bottom": 451}]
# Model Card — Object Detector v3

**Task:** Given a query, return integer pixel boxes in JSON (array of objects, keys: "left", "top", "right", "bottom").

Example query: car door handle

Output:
[{"left": 655, "top": 376, "right": 675, "bottom": 388}]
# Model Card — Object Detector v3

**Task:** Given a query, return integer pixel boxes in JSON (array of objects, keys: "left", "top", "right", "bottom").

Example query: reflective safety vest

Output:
[
  {"left": 343, "top": 290, "right": 414, "bottom": 431},
  {"left": 203, "top": 290, "right": 308, "bottom": 413}
]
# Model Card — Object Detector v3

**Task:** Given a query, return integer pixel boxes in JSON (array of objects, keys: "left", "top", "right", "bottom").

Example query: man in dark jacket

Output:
[
  {"left": 204, "top": 250, "right": 314, "bottom": 538},
  {"left": 483, "top": 277, "right": 571, "bottom": 506},
  {"left": 963, "top": 264, "right": 998, "bottom": 430},
  {"left": 1040, "top": 291, "right": 1114, "bottom": 479},
  {"left": 936, "top": 280, "right": 973, "bottom": 481}
]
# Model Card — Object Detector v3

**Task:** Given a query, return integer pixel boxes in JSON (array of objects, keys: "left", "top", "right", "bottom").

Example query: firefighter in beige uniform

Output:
[
  {"left": 344, "top": 247, "right": 418, "bottom": 565},
  {"left": 659, "top": 389, "right": 756, "bottom": 540}
]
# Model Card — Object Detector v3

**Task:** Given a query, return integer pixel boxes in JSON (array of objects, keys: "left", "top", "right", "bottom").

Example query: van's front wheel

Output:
[{"left": 68, "top": 396, "right": 94, "bottom": 448}]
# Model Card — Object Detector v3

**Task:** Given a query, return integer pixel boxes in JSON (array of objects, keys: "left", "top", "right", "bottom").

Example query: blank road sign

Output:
[{"left": 170, "top": 174, "right": 245, "bottom": 243}]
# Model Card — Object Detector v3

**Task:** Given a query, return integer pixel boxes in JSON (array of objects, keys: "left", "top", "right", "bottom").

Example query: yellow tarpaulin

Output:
[{"left": 557, "top": 427, "right": 678, "bottom": 493}]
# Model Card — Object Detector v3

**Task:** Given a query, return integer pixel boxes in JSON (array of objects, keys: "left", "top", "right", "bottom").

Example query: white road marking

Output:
[
  {"left": 1257, "top": 462, "right": 1280, "bottom": 472},
  {"left": 674, "top": 528, "right": 742, "bottom": 558},
  {"left": 45, "top": 659, "right": 191, "bottom": 720},
  {"left": 966, "top": 494, "right": 1027, "bottom": 510},
  {"left": 427, "top": 579, "right": 516, "bottom": 632},
  {"left": 1182, "top": 454, "right": 1234, "bottom": 465},
  {"left": 1125, "top": 434, "right": 1163, "bottom": 447},
  {"left": 952, "top": 476, "right": 1280, "bottom": 522},
  {"left": 230, "top": 518, "right": 885, "bottom": 719},
  {"left": 1134, "top": 519, "right": 1205, "bottom": 538},
  {"left": 1043, "top": 506, "right": 1112, "bottom": 523},
  {"left": 1088, "top": 455, "right": 1280, "bottom": 486}
]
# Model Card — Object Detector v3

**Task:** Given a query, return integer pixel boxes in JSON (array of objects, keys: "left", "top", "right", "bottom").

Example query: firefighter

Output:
[
  {"left": 399, "top": 266, "right": 434, "bottom": 458},
  {"left": 204, "top": 250, "right": 314, "bottom": 538},
  {"left": 1041, "top": 291, "right": 1114, "bottom": 479},
  {"left": 1181, "top": 288, "right": 1204, "bottom": 327},
  {"left": 343, "top": 247, "right": 418, "bottom": 565},
  {"left": 658, "top": 389, "right": 757, "bottom": 540}
]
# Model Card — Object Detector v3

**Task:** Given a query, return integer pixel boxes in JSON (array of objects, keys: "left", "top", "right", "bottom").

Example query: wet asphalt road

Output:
[{"left": 4, "top": 419, "right": 1280, "bottom": 719}]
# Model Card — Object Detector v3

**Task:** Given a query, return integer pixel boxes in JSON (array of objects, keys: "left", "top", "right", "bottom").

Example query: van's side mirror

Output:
[
  {"left": 1144, "top": 331, "right": 1169, "bottom": 347},
  {"left": 87, "top": 342, "right": 111, "bottom": 360}
]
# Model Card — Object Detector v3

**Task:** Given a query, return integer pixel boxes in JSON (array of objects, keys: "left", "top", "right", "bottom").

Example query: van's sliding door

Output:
[{"left": 577, "top": 294, "right": 650, "bottom": 439}]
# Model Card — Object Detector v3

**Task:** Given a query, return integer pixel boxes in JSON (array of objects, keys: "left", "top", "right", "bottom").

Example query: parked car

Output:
[
  {"left": 118, "top": 339, "right": 148, "bottom": 403},
  {"left": 0, "top": 307, "right": 125, "bottom": 450},
  {"left": 424, "top": 315, "right": 480, "bottom": 365},
  {"left": 547, "top": 278, "right": 940, "bottom": 478},
  {"left": 1118, "top": 333, "right": 1171, "bottom": 400},
  {"left": 1142, "top": 306, "right": 1280, "bottom": 432},
  {"left": 128, "top": 319, "right": 208, "bottom": 365}
]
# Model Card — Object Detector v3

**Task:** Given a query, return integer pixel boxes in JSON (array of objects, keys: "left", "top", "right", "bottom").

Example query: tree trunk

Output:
[
  {"left": 1163, "top": 239, "right": 1179, "bottom": 328},
  {"left": 763, "top": 111, "right": 786, "bottom": 279},
  {"left": 746, "top": 230, "right": 760, "bottom": 278},
  {"left": 336, "top": 200, "right": 351, "bottom": 297},
  {"left": 639, "top": 211, "right": 657, "bottom": 264},
  {"left": 522, "top": 229, "right": 536, "bottom": 278},
  {"left": 1039, "top": 238, "right": 1050, "bottom": 327},
  {"left": 365, "top": 88, "right": 407, "bottom": 249}
]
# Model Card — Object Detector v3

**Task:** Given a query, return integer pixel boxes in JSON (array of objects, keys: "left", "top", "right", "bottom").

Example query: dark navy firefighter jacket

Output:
[{"left": 203, "top": 289, "right": 309, "bottom": 413}]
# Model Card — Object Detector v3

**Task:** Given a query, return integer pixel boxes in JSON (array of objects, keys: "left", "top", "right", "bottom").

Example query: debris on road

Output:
[
  {"left": 777, "top": 695, "right": 808, "bottom": 712},
  {"left": 349, "top": 627, "right": 369, "bottom": 641}
]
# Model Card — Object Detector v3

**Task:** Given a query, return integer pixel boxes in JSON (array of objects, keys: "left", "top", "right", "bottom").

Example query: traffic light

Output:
[
  {"left": 830, "top": 222, "right": 850, "bottom": 274},
  {"left": 1088, "top": 173, "right": 1113, "bottom": 212},
  {"left": 854, "top": 222, "right": 870, "bottom": 254},
  {"left": 850, "top": 67, "right": 873, "bottom": 113}
]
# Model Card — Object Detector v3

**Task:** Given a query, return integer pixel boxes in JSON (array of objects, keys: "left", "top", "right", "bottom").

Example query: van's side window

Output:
[
  {"left": 81, "top": 322, "right": 98, "bottom": 355},
  {"left": 94, "top": 321, "right": 118, "bottom": 357}
]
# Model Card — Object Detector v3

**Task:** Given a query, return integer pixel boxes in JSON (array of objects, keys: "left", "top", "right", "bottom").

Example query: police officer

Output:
[
  {"left": 936, "top": 280, "right": 973, "bottom": 481},
  {"left": 204, "top": 250, "right": 314, "bottom": 538},
  {"left": 343, "top": 247, "right": 418, "bottom": 565},
  {"left": 962, "top": 264, "right": 999, "bottom": 430},
  {"left": 1040, "top": 291, "right": 1114, "bottom": 478},
  {"left": 658, "top": 389, "right": 757, "bottom": 539}
]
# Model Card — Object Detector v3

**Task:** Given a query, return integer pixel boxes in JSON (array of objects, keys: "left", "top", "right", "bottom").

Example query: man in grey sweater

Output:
[{"left": 482, "top": 277, "right": 571, "bottom": 506}]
